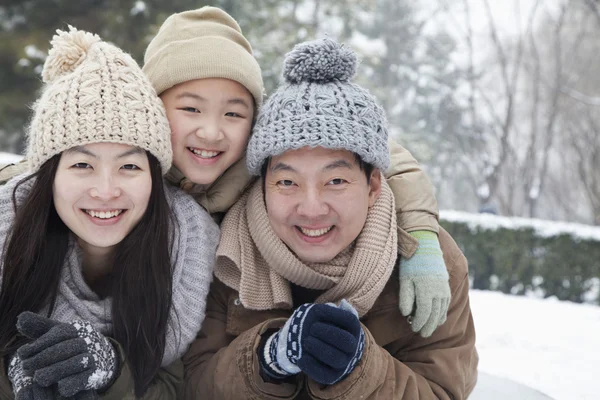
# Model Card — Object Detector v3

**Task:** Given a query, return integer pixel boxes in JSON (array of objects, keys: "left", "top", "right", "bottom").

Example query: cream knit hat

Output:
[
  {"left": 143, "top": 6, "right": 264, "bottom": 107},
  {"left": 27, "top": 26, "right": 173, "bottom": 173}
]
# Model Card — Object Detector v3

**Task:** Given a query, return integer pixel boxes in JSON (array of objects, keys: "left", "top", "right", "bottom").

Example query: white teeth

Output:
[
  {"left": 299, "top": 226, "right": 333, "bottom": 237},
  {"left": 189, "top": 148, "right": 220, "bottom": 158},
  {"left": 86, "top": 210, "right": 123, "bottom": 219}
]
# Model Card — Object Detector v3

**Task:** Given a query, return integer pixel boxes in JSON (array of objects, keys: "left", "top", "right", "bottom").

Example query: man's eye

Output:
[
  {"left": 121, "top": 164, "right": 140, "bottom": 170},
  {"left": 277, "top": 180, "right": 295, "bottom": 187},
  {"left": 180, "top": 107, "right": 199, "bottom": 113},
  {"left": 72, "top": 163, "right": 91, "bottom": 169},
  {"left": 328, "top": 178, "right": 346, "bottom": 185}
]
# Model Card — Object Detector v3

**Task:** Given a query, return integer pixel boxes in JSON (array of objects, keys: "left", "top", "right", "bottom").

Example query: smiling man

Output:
[{"left": 183, "top": 38, "right": 478, "bottom": 399}]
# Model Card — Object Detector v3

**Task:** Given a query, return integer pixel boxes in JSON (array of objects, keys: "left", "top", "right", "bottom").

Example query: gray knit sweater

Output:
[{"left": 0, "top": 174, "right": 219, "bottom": 366}]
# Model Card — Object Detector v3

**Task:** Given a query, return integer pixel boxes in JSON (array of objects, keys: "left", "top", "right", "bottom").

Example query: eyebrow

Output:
[
  {"left": 175, "top": 92, "right": 251, "bottom": 109},
  {"left": 270, "top": 162, "right": 296, "bottom": 173},
  {"left": 269, "top": 159, "right": 355, "bottom": 173},
  {"left": 322, "top": 159, "right": 355, "bottom": 171}
]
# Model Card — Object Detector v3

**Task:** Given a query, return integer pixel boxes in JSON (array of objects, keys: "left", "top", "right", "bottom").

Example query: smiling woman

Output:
[{"left": 0, "top": 26, "right": 219, "bottom": 400}]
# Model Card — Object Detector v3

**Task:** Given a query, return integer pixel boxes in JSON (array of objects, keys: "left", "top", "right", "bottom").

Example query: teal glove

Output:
[{"left": 399, "top": 230, "right": 450, "bottom": 338}]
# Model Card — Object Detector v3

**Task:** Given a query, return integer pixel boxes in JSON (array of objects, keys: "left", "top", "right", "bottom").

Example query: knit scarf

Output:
[{"left": 215, "top": 178, "right": 397, "bottom": 317}]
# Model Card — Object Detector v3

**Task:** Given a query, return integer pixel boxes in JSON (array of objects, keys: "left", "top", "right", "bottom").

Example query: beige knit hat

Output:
[
  {"left": 27, "top": 26, "right": 173, "bottom": 173},
  {"left": 143, "top": 6, "right": 264, "bottom": 107}
]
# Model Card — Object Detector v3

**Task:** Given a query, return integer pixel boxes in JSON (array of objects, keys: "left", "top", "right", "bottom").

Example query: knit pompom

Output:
[
  {"left": 42, "top": 25, "right": 101, "bottom": 83},
  {"left": 283, "top": 37, "right": 357, "bottom": 84}
]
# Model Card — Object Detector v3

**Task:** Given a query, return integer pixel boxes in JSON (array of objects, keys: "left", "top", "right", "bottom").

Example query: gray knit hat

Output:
[{"left": 246, "top": 37, "right": 389, "bottom": 175}]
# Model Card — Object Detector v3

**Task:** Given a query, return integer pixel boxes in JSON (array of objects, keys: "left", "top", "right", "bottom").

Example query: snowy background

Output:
[{"left": 471, "top": 290, "right": 600, "bottom": 400}]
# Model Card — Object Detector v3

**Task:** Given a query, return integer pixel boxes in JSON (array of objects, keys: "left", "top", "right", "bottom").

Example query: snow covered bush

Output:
[{"left": 441, "top": 211, "right": 600, "bottom": 304}]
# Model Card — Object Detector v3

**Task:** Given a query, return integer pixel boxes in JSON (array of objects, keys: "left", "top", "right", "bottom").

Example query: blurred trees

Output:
[{"left": 1, "top": 0, "right": 599, "bottom": 225}]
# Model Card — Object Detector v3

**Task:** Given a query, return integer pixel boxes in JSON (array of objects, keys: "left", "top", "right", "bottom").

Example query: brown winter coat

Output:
[
  {"left": 182, "top": 228, "right": 478, "bottom": 400},
  {"left": 0, "top": 339, "right": 183, "bottom": 399}
]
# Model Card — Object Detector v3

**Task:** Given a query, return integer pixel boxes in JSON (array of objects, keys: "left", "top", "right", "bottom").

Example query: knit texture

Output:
[
  {"left": 143, "top": 6, "right": 264, "bottom": 106},
  {"left": 17, "top": 313, "right": 118, "bottom": 396},
  {"left": 214, "top": 178, "right": 398, "bottom": 317},
  {"left": 27, "top": 26, "right": 172, "bottom": 173},
  {"left": 0, "top": 174, "right": 220, "bottom": 367},
  {"left": 399, "top": 230, "right": 451, "bottom": 337},
  {"left": 247, "top": 37, "right": 390, "bottom": 175},
  {"left": 261, "top": 300, "right": 365, "bottom": 385}
]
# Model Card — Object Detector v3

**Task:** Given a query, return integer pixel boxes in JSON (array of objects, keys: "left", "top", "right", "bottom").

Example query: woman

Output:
[{"left": 0, "top": 27, "right": 219, "bottom": 399}]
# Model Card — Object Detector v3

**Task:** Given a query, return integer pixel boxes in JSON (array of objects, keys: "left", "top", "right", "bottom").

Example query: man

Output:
[{"left": 183, "top": 37, "right": 478, "bottom": 399}]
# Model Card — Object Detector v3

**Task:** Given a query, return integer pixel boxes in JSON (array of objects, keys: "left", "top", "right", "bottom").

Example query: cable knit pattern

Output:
[
  {"left": 215, "top": 178, "right": 397, "bottom": 317},
  {"left": 27, "top": 26, "right": 172, "bottom": 173},
  {"left": 247, "top": 37, "right": 390, "bottom": 174},
  {"left": 0, "top": 174, "right": 219, "bottom": 366}
]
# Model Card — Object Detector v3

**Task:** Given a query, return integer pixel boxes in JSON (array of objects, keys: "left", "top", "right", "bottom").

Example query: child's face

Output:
[{"left": 160, "top": 78, "right": 255, "bottom": 185}]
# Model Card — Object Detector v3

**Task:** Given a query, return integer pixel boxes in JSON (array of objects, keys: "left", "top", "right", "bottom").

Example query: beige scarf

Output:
[{"left": 215, "top": 178, "right": 397, "bottom": 317}]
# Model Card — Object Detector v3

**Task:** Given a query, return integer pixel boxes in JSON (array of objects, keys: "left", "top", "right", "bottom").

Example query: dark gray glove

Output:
[
  {"left": 7, "top": 353, "right": 53, "bottom": 400},
  {"left": 16, "top": 312, "right": 117, "bottom": 397}
]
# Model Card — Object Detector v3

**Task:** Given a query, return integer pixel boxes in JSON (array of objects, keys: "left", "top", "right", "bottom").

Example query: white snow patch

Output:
[
  {"left": 472, "top": 290, "right": 600, "bottom": 400},
  {"left": 24, "top": 45, "right": 45, "bottom": 59},
  {"left": 440, "top": 210, "right": 600, "bottom": 242},
  {"left": 130, "top": 1, "right": 147, "bottom": 16},
  {"left": 0, "top": 153, "right": 23, "bottom": 164}
]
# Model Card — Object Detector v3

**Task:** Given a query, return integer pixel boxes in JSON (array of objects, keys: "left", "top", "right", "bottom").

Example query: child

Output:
[
  {"left": 143, "top": 6, "right": 450, "bottom": 337},
  {"left": 0, "top": 27, "right": 219, "bottom": 398}
]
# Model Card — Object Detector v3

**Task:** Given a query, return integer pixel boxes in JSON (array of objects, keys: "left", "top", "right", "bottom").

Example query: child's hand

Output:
[
  {"left": 16, "top": 312, "right": 116, "bottom": 397},
  {"left": 399, "top": 231, "right": 451, "bottom": 338}
]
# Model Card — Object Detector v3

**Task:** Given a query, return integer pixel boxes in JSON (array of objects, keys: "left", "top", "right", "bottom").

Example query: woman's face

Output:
[{"left": 53, "top": 143, "right": 152, "bottom": 253}]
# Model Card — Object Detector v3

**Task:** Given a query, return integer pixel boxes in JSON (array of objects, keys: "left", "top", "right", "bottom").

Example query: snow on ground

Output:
[{"left": 471, "top": 290, "right": 600, "bottom": 400}]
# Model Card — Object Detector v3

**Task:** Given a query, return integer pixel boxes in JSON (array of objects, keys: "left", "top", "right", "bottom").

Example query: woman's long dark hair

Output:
[{"left": 0, "top": 152, "right": 174, "bottom": 397}]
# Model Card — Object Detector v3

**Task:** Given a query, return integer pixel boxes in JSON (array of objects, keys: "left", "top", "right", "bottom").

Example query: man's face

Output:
[
  {"left": 160, "top": 78, "right": 254, "bottom": 185},
  {"left": 264, "top": 147, "right": 381, "bottom": 263}
]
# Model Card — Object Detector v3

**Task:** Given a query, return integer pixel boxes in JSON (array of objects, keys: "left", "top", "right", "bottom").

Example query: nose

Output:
[
  {"left": 195, "top": 116, "right": 224, "bottom": 142},
  {"left": 296, "top": 188, "right": 329, "bottom": 218},
  {"left": 89, "top": 173, "right": 121, "bottom": 199}
]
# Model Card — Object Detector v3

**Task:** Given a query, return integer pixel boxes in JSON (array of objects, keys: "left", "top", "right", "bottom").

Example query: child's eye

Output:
[
  {"left": 225, "top": 111, "right": 243, "bottom": 118},
  {"left": 121, "top": 164, "right": 140, "bottom": 171},
  {"left": 71, "top": 163, "right": 91, "bottom": 169},
  {"left": 277, "top": 180, "right": 296, "bottom": 187},
  {"left": 328, "top": 178, "right": 347, "bottom": 185},
  {"left": 180, "top": 107, "right": 200, "bottom": 113}
]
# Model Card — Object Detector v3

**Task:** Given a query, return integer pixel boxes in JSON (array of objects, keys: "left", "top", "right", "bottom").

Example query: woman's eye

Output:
[
  {"left": 72, "top": 163, "right": 91, "bottom": 169},
  {"left": 180, "top": 107, "right": 199, "bottom": 113},
  {"left": 225, "top": 111, "right": 243, "bottom": 118},
  {"left": 277, "top": 180, "right": 295, "bottom": 187},
  {"left": 328, "top": 178, "right": 346, "bottom": 185},
  {"left": 121, "top": 164, "right": 140, "bottom": 170}
]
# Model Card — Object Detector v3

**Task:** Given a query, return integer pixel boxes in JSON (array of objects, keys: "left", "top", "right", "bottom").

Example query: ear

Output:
[{"left": 368, "top": 169, "right": 382, "bottom": 207}]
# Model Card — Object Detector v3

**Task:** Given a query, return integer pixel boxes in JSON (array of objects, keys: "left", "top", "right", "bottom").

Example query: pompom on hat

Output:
[
  {"left": 27, "top": 26, "right": 172, "bottom": 173},
  {"left": 247, "top": 37, "right": 390, "bottom": 175}
]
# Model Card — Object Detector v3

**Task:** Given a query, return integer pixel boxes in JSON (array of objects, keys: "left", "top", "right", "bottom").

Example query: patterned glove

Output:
[
  {"left": 399, "top": 230, "right": 451, "bottom": 338},
  {"left": 16, "top": 311, "right": 117, "bottom": 397},
  {"left": 260, "top": 300, "right": 365, "bottom": 385},
  {"left": 7, "top": 354, "right": 53, "bottom": 400}
]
